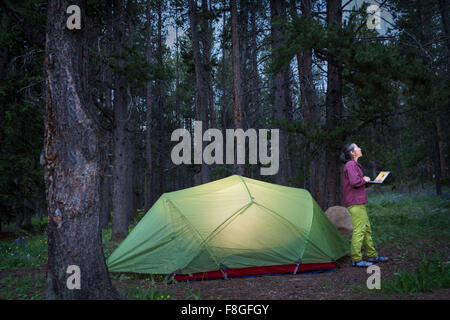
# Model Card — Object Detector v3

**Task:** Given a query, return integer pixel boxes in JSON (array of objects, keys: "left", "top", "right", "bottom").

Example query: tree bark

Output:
[
  {"left": 418, "top": 0, "right": 444, "bottom": 195},
  {"left": 436, "top": 117, "right": 447, "bottom": 179},
  {"left": 437, "top": 0, "right": 449, "bottom": 178},
  {"left": 99, "top": 132, "right": 112, "bottom": 230},
  {"left": 231, "top": 0, "right": 245, "bottom": 176},
  {"left": 144, "top": 0, "right": 153, "bottom": 212},
  {"left": 270, "top": 0, "right": 293, "bottom": 185},
  {"left": 188, "top": 0, "right": 211, "bottom": 184},
  {"left": 325, "top": 0, "right": 343, "bottom": 209},
  {"left": 430, "top": 121, "right": 442, "bottom": 195},
  {"left": 294, "top": 0, "right": 323, "bottom": 201},
  {"left": 99, "top": 3, "right": 114, "bottom": 230},
  {"left": 204, "top": 0, "right": 217, "bottom": 131},
  {"left": 249, "top": 0, "right": 261, "bottom": 178},
  {"left": 44, "top": 0, "right": 120, "bottom": 299},
  {"left": 438, "top": 0, "right": 450, "bottom": 73},
  {"left": 174, "top": 3, "right": 182, "bottom": 191},
  {"left": 156, "top": 3, "right": 167, "bottom": 197},
  {"left": 239, "top": 0, "right": 249, "bottom": 128},
  {"left": 111, "top": 0, "right": 133, "bottom": 242},
  {"left": 220, "top": 0, "right": 231, "bottom": 166},
  {"left": 22, "top": 199, "right": 33, "bottom": 230}
]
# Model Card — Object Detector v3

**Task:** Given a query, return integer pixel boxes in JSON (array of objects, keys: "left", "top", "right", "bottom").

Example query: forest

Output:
[{"left": 0, "top": 0, "right": 449, "bottom": 301}]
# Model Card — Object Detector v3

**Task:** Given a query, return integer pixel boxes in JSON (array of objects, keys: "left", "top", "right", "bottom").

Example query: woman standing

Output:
[{"left": 340, "top": 143, "right": 389, "bottom": 268}]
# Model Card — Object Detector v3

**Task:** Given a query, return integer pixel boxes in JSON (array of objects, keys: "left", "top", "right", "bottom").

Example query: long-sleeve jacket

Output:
[{"left": 341, "top": 160, "right": 368, "bottom": 207}]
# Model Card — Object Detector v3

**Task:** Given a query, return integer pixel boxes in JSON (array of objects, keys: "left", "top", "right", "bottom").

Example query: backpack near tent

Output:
[{"left": 107, "top": 175, "right": 349, "bottom": 280}]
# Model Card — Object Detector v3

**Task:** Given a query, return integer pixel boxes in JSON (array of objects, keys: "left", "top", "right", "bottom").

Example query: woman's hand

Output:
[{"left": 363, "top": 176, "right": 371, "bottom": 182}]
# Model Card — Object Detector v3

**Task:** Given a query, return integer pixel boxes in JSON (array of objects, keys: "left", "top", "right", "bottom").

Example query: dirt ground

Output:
[
  {"left": 1, "top": 239, "right": 449, "bottom": 300},
  {"left": 113, "top": 240, "right": 450, "bottom": 300}
]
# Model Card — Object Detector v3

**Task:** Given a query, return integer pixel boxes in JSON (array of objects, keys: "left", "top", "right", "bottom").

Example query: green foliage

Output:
[
  {"left": 186, "top": 287, "right": 201, "bottom": 300},
  {"left": 382, "top": 254, "right": 450, "bottom": 295},
  {"left": 0, "top": 1, "right": 46, "bottom": 227},
  {"left": 367, "top": 188, "right": 450, "bottom": 247},
  {"left": 0, "top": 273, "right": 46, "bottom": 300},
  {"left": 102, "top": 227, "right": 120, "bottom": 259},
  {"left": 124, "top": 286, "right": 175, "bottom": 300},
  {"left": 32, "top": 216, "right": 48, "bottom": 232},
  {"left": 0, "top": 235, "right": 47, "bottom": 270},
  {"left": 270, "top": 0, "right": 450, "bottom": 191}
]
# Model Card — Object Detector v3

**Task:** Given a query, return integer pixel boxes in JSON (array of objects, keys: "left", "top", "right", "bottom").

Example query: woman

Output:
[{"left": 340, "top": 143, "right": 389, "bottom": 268}]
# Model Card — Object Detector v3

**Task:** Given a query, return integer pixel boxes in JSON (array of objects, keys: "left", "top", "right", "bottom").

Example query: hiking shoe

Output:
[
  {"left": 367, "top": 256, "right": 389, "bottom": 263},
  {"left": 351, "top": 260, "right": 373, "bottom": 268}
]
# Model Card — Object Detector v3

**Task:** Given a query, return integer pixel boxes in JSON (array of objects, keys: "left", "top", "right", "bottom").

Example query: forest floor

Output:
[
  {"left": 110, "top": 240, "right": 450, "bottom": 300},
  {"left": 1, "top": 185, "right": 449, "bottom": 300}
]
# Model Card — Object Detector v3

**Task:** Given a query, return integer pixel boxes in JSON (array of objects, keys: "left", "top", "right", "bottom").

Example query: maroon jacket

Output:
[{"left": 342, "top": 160, "right": 368, "bottom": 207}]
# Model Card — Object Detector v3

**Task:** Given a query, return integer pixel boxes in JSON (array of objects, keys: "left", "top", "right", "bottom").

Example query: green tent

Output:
[{"left": 107, "top": 175, "right": 349, "bottom": 280}]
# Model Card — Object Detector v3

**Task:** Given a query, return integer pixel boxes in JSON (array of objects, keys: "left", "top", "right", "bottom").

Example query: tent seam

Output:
[
  {"left": 238, "top": 175, "right": 254, "bottom": 202},
  {"left": 253, "top": 201, "right": 334, "bottom": 261},
  {"left": 201, "top": 201, "right": 253, "bottom": 245},
  {"left": 107, "top": 199, "right": 163, "bottom": 266},
  {"left": 302, "top": 195, "right": 335, "bottom": 260},
  {"left": 253, "top": 201, "right": 304, "bottom": 237},
  {"left": 299, "top": 194, "right": 315, "bottom": 259},
  {"left": 162, "top": 196, "right": 222, "bottom": 271}
]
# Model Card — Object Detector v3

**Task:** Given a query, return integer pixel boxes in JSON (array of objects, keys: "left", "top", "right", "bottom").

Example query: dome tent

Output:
[{"left": 107, "top": 175, "right": 349, "bottom": 280}]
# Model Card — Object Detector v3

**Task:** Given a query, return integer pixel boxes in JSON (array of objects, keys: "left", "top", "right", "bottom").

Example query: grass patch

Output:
[
  {"left": 381, "top": 254, "right": 450, "bottom": 295},
  {"left": 124, "top": 286, "right": 175, "bottom": 300},
  {"left": 0, "top": 273, "right": 46, "bottom": 300},
  {"left": 0, "top": 235, "right": 47, "bottom": 270},
  {"left": 366, "top": 190, "right": 450, "bottom": 248}
]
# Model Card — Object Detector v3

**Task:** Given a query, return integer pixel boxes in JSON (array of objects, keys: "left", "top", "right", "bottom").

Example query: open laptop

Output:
[{"left": 367, "top": 171, "right": 390, "bottom": 184}]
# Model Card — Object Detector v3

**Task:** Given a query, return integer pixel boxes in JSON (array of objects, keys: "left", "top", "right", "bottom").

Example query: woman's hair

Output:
[{"left": 339, "top": 143, "right": 355, "bottom": 164}]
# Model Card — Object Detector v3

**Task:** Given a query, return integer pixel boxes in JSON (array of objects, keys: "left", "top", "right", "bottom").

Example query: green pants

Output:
[{"left": 348, "top": 204, "right": 377, "bottom": 261}]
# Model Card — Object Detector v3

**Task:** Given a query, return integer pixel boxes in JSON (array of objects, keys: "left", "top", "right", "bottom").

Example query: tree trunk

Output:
[
  {"left": 99, "top": 121, "right": 113, "bottom": 230},
  {"left": 239, "top": 0, "right": 249, "bottom": 127},
  {"left": 436, "top": 117, "right": 447, "bottom": 178},
  {"left": 175, "top": 3, "right": 181, "bottom": 191},
  {"left": 239, "top": 0, "right": 250, "bottom": 178},
  {"left": 144, "top": 0, "right": 153, "bottom": 212},
  {"left": 44, "top": 0, "right": 120, "bottom": 299},
  {"left": 419, "top": 0, "right": 443, "bottom": 195},
  {"left": 438, "top": 0, "right": 450, "bottom": 73},
  {"left": 188, "top": 0, "right": 211, "bottom": 184},
  {"left": 156, "top": 3, "right": 167, "bottom": 196},
  {"left": 0, "top": 40, "right": 8, "bottom": 80},
  {"left": 231, "top": 0, "right": 245, "bottom": 176},
  {"left": 437, "top": 0, "right": 449, "bottom": 178},
  {"left": 22, "top": 201, "right": 33, "bottom": 230},
  {"left": 205, "top": 0, "right": 217, "bottom": 131},
  {"left": 270, "top": 0, "right": 292, "bottom": 185},
  {"left": 99, "top": 4, "right": 114, "bottom": 230},
  {"left": 111, "top": 0, "right": 133, "bottom": 242},
  {"left": 325, "top": 0, "right": 343, "bottom": 209},
  {"left": 430, "top": 120, "right": 442, "bottom": 195},
  {"left": 372, "top": 128, "right": 378, "bottom": 181},
  {"left": 295, "top": 0, "right": 323, "bottom": 201},
  {"left": 220, "top": 0, "right": 230, "bottom": 167},
  {"left": 98, "top": 115, "right": 112, "bottom": 230},
  {"left": 250, "top": 0, "right": 261, "bottom": 179}
]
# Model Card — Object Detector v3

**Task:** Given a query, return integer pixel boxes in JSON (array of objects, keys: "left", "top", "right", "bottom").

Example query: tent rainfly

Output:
[{"left": 107, "top": 175, "right": 349, "bottom": 280}]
